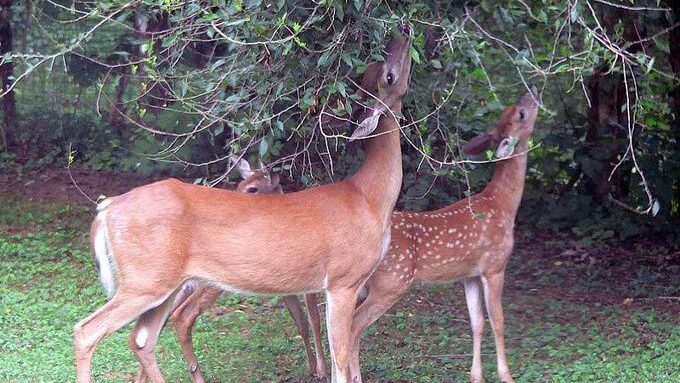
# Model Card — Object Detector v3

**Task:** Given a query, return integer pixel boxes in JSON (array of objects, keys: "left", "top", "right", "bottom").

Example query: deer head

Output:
[
  {"left": 231, "top": 156, "right": 282, "bottom": 194},
  {"left": 464, "top": 92, "right": 539, "bottom": 159},
  {"left": 322, "top": 27, "right": 412, "bottom": 140}
]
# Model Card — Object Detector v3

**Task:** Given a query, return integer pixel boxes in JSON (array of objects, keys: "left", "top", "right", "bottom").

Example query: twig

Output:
[{"left": 66, "top": 143, "right": 97, "bottom": 206}]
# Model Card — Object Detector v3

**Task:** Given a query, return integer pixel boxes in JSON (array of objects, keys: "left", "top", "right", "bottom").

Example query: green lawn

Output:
[{"left": 1, "top": 194, "right": 678, "bottom": 382}]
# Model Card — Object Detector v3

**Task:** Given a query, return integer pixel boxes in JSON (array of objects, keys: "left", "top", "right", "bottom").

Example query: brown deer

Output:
[
  {"left": 346, "top": 92, "right": 539, "bottom": 383},
  {"left": 74, "top": 28, "right": 411, "bottom": 383},
  {"left": 131, "top": 157, "right": 327, "bottom": 383}
]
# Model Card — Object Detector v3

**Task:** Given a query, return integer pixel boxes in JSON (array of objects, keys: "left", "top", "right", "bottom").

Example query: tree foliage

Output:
[{"left": 2, "top": 0, "right": 680, "bottom": 247}]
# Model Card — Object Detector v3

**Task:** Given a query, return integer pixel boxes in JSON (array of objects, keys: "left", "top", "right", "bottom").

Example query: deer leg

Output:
[
  {"left": 129, "top": 288, "right": 184, "bottom": 383},
  {"left": 464, "top": 278, "right": 485, "bottom": 383},
  {"left": 131, "top": 283, "right": 197, "bottom": 383},
  {"left": 283, "top": 295, "right": 318, "bottom": 377},
  {"left": 172, "top": 286, "right": 223, "bottom": 383},
  {"left": 305, "top": 293, "right": 328, "bottom": 381},
  {"left": 326, "top": 287, "right": 361, "bottom": 383},
  {"left": 74, "top": 290, "right": 173, "bottom": 383},
  {"left": 348, "top": 284, "right": 406, "bottom": 383},
  {"left": 481, "top": 272, "right": 514, "bottom": 383}
]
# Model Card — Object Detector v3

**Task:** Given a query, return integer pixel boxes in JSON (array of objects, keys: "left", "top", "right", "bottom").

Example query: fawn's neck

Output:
[{"left": 482, "top": 141, "right": 528, "bottom": 218}]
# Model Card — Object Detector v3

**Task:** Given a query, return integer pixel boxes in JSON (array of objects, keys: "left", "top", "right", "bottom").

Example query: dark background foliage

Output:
[{"left": 1, "top": 0, "right": 679, "bottom": 252}]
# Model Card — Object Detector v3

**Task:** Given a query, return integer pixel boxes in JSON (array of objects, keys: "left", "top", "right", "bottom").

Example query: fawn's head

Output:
[
  {"left": 322, "top": 26, "right": 412, "bottom": 140},
  {"left": 233, "top": 157, "right": 282, "bottom": 195},
  {"left": 465, "top": 92, "right": 539, "bottom": 159}
]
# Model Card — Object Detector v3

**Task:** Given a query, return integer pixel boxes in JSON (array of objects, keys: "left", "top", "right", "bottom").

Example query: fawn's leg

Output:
[
  {"left": 482, "top": 272, "right": 514, "bottom": 383},
  {"left": 172, "top": 286, "right": 223, "bottom": 383},
  {"left": 464, "top": 277, "right": 485, "bottom": 383},
  {"left": 347, "top": 281, "right": 406, "bottom": 383},
  {"left": 306, "top": 293, "right": 328, "bottom": 380},
  {"left": 283, "top": 295, "right": 319, "bottom": 377}
]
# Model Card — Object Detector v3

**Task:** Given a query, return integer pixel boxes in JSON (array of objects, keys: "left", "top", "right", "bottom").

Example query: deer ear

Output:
[
  {"left": 270, "top": 173, "right": 281, "bottom": 189},
  {"left": 464, "top": 133, "right": 500, "bottom": 156},
  {"left": 349, "top": 108, "right": 383, "bottom": 142}
]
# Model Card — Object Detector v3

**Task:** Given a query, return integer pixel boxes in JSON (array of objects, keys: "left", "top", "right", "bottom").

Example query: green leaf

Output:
[
  {"left": 655, "top": 37, "right": 670, "bottom": 54},
  {"left": 408, "top": 45, "right": 421, "bottom": 65},
  {"left": 336, "top": 81, "right": 346, "bottom": 97},
  {"left": 259, "top": 138, "right": 269, "bottom": 157},
  {"left": 471, "top": 67, "right": 485, "bottom": 80},
  {"left": 318, "top": 50, "right": 335, "bottom": 68},
  {"left": 226, "top": 94, "right": 241, "bottom": 103},
  {"left": 570, "top": 3, "right": 583, "bottom": 22},
  {"left": 431, "top": 59, "right": 442, "bottom": 69},
  {"left": 645, "top": 57, "right": 655, "bottom": 74},
  {"left": 652, "top": 200, "right": 660, "bottom": 217}
]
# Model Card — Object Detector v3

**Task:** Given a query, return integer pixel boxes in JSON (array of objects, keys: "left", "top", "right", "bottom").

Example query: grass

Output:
[{"left": 0, "top": 193, "right": 678, "bottom": 382}]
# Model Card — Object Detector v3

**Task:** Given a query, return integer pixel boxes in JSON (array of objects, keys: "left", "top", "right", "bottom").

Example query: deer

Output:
[
  {"left": 73, "top": 27, "right": 411, "bottom": 383},
  {"left": 130, "top": 157, "right": 327, "bottom": 383},
  {"left": 345, "top": 92, "right": 539, "bottom": 383},
  {"left": 131, "top": 92, "right": 539, "bottom": 383}
]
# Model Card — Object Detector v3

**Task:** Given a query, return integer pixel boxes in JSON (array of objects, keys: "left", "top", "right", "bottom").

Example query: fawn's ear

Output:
[
  {"left": 234, "top": 157, "right": 255, "bottom": 179},
  {"left": 269, "top": 173, "right": 281, "bottom": 191},
  {"left": 464, "top": 133, "right": 501, "bottom": 156},
  {"left": 494, "top": 136, "right": 519, "bottom": 159}
]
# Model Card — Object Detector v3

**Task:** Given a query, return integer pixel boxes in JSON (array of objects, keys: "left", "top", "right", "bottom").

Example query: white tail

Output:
[
  {"left": 74, "top": 30, "right": 411, "bottom": 383},
  {"left": 130, "top": 158, "right": 328, "bottom": 383},
  {"left": 346, "top": 92, "right": 539, "bottom": 383}
]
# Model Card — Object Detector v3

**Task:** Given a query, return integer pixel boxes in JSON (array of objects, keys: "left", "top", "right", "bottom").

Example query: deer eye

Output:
[
  {"left": 519, "top": 109, "right": 526, "bottom": 121},
  {"left": 246, "top": 187, "right": 259, "bottom": 194},
  {"left": 386, "top": 72, "right": 395, "bottom": 86}
]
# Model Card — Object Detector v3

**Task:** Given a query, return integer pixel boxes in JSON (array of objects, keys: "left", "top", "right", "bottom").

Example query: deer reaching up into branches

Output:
[
  {"left": 74, "top": 28, "right": 411, "bottom": 383},
  {"left": 347, "top": 92, "right": 539, "bottom": 383},
  {"left": 130, "top": 157, "right": 327, "bottom": 383}
]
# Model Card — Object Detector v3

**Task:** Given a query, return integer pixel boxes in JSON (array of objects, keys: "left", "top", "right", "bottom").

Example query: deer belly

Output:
[
  {"left": 413, "top": 253, "right": 480, "bottom": 283},
  {"left": 190, "top": 244, "right": 326, "bottom": 294}
]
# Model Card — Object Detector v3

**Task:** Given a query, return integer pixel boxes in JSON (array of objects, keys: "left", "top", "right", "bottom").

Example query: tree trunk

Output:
[{"left": 0, "top": 0, "right": 16, "bottom": 150}]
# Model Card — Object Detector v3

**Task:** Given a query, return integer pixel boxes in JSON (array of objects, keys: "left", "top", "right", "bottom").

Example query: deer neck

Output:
[
  {"left": 350, "top": 112, "right": 403, "bottom": 224},
  {"left": 483, "top": 141, "right": 528, "bottom": 217}
]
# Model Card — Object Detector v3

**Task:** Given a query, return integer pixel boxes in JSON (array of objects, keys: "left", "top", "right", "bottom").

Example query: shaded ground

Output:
[
  {"left": 1, "top": 167, "right": 679, "bottom": 382},
  {"left": 0, "top": 166, "right": 176, "bottom": 206}
]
